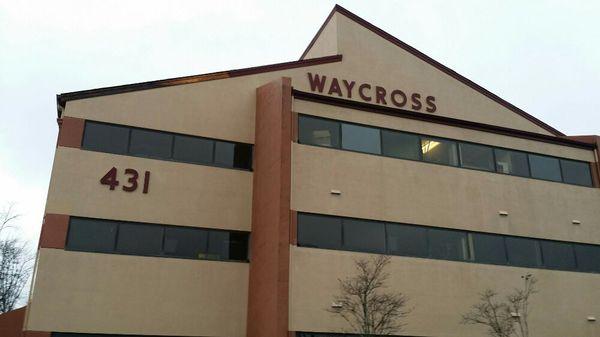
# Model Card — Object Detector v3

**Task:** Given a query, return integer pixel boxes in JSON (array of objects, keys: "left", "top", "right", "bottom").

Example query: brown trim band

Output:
[
  {"left": 56, "top": 54, "right": 343, "bottom": 117},
  {"left": 57, "top": 116, "right": 85, "bottom": 149},
  {"left": 292, "top": 89, "right": 595, "bottom": 150},
  {"left": 301, "top": 5, "right": 564, "bottom": 136}
]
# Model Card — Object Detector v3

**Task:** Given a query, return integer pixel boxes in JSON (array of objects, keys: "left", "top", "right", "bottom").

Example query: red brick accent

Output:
[
  {"left": 57, "top": 116, "right": 85, "bottom": 148},
  {"left": 0, "top": 307, "right": 26, "bottom": 337},
  {"left": 290, "top": 210, "right": 298, "bottom": 245},
  {"left": 39, "top": 214, "right": 70, "bottom": 249},
  {"left": 247, "top": 77, "right": 293, "bottom": 337}
]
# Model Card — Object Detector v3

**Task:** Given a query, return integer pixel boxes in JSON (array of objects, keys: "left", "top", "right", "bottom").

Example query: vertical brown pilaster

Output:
[
  {"left": 247, "top": 77, "right": 293, "bottom": 337},
  {"left": 39, "top": 214, "right": 70, "bottom": 249}
]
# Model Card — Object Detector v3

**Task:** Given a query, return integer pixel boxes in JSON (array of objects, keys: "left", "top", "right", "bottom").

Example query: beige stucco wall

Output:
[
  {"left": 303, "top": 14, "right": 339, "bottom": 60},
  {"left": 289, "top": 246, "right": 600, "bottom": 337},
  {"left": 62, "top": 62, "right": 345, "bottom": 145},
  {"left": 25, "top": 248, "right": 248, "bottom": 337},
  {"left": 46, "top": 146, "right": 252, "bottom": 231},
  {"left": 292, "top": 143, "right": 600, "bottom": 245},
  {"left": 332, "top": 12, "right": 557, "bottom": 135}
]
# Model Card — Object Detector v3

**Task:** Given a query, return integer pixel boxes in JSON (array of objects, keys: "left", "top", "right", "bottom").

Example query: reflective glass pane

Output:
[
  {"left": 560, "top": 159, "right": 592, "bottom": 187},
  {"left": 66, "top": 218, "right": 117, "bottom": 253},
  {"left": 129, "top": 129, "right": 173, "bottom": 159},
  {"left": 381, "top": 130, "right": 420, "bottom": 160},
  {"left": 421, "top": 137, "right": 459, "bottom": 166},
  {"left": 529, "top": 154, "right": 562, "bottom": 182},
  {"left": 471, "top": 233, "right": 507, "bottom": 264},
  {"left": 214, "top": 141, "right": 234, "bottom": 167},
  {"left": 341, "top": 123, "right": 382, "bottom": 154},
  {"left": 116, "top": 223, "right": 164, "bottom": 256},
  {"left": 494, "top": 149, "right": 530, "bottom": 177},
  {"left": 343, "top": 219, "right": 385, "bottom": 253},
  {"left": 459, "top": 143, "right": 495, "bottom": 171},
  {"left": 540, "top": 241, "right": 576, "bottom": 270},
  {"left": 505, "top": 237, "right": 542, "bottom": 267},
  {"left": 428, "top": 228, "right": 468, "bottom": 261},
  {"left": 172, "top": 135, "right": 213, "bottom": 164},
  {"left": 297, "top": 213, "right": 342, "bottom": 250},
  {"left": 574, "top": 244, "right": 600, "bottom": 273},
  {"left": 214, "top": 141, "right": 252, "bottom": 169},
  {"left": 82, "top": 122, "right": 130, "bottom": 155},
  {"left": 163, "top": 226, "right": 208, "bottom": 259},
  {"left": 386, "top": 223, "right": 428, "bottom": 257},
  {"left": 298, "top": 116, "right": 340, "bottom": 148}
]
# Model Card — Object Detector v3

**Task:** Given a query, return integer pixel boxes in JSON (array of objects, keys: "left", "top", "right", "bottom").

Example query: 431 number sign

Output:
[{"left": 100, "top": 167, "right": 150, "bottom": 194}]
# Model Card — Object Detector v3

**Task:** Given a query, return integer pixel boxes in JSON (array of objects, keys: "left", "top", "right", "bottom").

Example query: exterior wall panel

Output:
[
  {"left": 289, "top": 246, "right": 600, "bottom": 337},
  {"left": 26, "top": 249, "right": 248, "bottom": 337},
  {"left": 45, "top": 147, "right": 252, "bottom": 232},
  {"left": 292, "top": 143, "right": 600, "bottom": 245}
]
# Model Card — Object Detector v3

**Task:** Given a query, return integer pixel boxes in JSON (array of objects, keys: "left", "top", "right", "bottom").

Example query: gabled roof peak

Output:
[{"left": 301, "top": 4, "right": 564, "bottom": 136}]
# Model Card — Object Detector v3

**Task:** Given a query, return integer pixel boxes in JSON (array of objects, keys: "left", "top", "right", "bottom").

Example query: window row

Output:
[
  {"left": 82, "top": 121, "right": 253, "bottom": 170},
  {"left": 298, "top": 115, "right": 594, "bottom": 187},
  {"left": 297, "top": 213, "right": 600, "bottom": 273},
  {"left": 66, "top": 217, "right": 249, "bottom": 262}
]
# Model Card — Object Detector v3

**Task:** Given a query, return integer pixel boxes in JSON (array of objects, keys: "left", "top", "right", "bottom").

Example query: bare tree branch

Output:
[
  {"left": 461, "top": 275, "right": 538, "bottom": 337},
  {"left": 0, "top": 204, "right": 33, "bottom": 313},
  {"left": 327, "top": 255, "right": 411, "bottom": 336}
]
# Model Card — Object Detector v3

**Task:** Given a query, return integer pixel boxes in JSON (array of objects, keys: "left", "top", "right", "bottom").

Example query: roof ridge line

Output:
[{"left": 303, "top": 4, "right": 564, "bottom": 136}]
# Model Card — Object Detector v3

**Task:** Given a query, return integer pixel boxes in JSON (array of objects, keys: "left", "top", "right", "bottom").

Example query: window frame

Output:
[
  {"left": 81, "top": 120, "right": 253, "bottom": 172},
  {"left": 65, "top": 217, "right": 250, "bottom": 263},
  {"left": 295, "top": 114, "right": 594, "bottom": 188}
]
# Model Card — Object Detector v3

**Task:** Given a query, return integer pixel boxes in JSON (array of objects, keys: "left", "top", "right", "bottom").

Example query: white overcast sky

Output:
[{"left": 1, "top": 0, "right": 599, "bottom": 247}]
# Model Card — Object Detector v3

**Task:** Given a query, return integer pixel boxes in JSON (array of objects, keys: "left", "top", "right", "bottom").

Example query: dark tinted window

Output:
[
  {"left": 540, "top": 241, "right": 576, "bottom": 270},
  {"left": 560, "top": 159, "right": 592, "bottom": 187},
  {"left": 172, "top": 135, "right": 213, "bottom": 164},
  {"left": 298, "top": 116, "right": 340, "bottom": 148},
  {"left": 471, "top": 233, "right": 507, "bottom": 264},
  {"left": 343, "top": 219, "right": 385, "bottom": 253},
  {"left": 459, "top": 143, "right": 495, "bottom": 171},
  {"left": 494, "top": 149, "right": 530, "bottom": 177},
  {"left": 341, "top": 123, "right": 381, "bottom": 154},
  {"left": 205, "top": 231, "right": 248, "bottom": 261},
  {"left": 428, "top": 228, "right": 468, "bottom": 261},
  {"left": 574, "top": 244, "right": 600, "bottom": 272},
  {"left": 529, "top": 154, "right": 562, "bottom": 182},
  {"left": 506, "top": 237, "right": 541, "bottom": 267},
  {"left": 164, "top": 226, "right": 208, "bottom": 259},
  {"left": 386, "top": 223, "right": 428, "bottom": 257},
  {"left": 129, "top": 129, "right": 173, "bottom": 159},
  {"left": 227, "top": 232, "right": 249, "bottom": 261},
  {"left": 421, "top": 137, "right": 459, "bottom": 166},
  {"left": 82, "top": 122, "right": 130, "bottom": 155},
  {"left": 116, "top": 223, "right": 164, "bottom": 256},
  {"left": 233, "top": 144, "right": 253, "bottom": 169},
  {"left": 381, "top": 130, "right": 421, "bottom": 160},
  {"left": 214, "top": 142, "right": 253, "bottom": 170},
  {"left": 297, "top": 213, "right": 342, "bottom": 250},
  {"left": 66, "top": 218, "right": 117, "bottom": 253}
]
